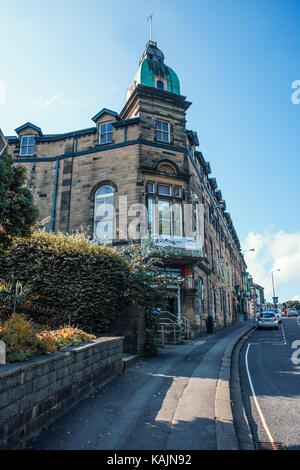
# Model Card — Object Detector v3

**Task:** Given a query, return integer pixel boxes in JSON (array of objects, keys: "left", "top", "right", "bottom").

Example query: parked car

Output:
[
  {"left": 256, "top": 312, "right": 279, "bottom": 329},
  {"left": 272, "top": 308, "right": 282, "bottom": 323},
  {"left": 287, "top": 308, "right": 298, "bottom": 317},
  {"left": 255, "top": 311, "right": 262, "bottom": 322}
]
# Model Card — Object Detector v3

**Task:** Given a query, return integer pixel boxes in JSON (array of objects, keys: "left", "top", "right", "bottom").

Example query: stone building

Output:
[
  {"left": 251, "top": 283, "right": 265, "bottom": 315},
  {"left": 5, "top": 40, "right": 251, "bottom": 336}
]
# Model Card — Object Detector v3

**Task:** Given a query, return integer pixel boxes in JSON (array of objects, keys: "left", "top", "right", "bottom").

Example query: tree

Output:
[
  {"left": 120, "top": 241, "right": 177, "bottom": 354},
  {"left": 0, "top": 152, "right": 37, "bottom": 247},
  {"left": 286, "top": 300, "right": 300, "bottom": 310}
]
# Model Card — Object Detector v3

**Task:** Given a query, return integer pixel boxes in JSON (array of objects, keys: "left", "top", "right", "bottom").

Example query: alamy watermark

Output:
[
  {"left": 94, "top": 198, "right": 205, "bottom": 249},
  {"left": 291, "top": 80, "right": 300, "bottom": 104}
]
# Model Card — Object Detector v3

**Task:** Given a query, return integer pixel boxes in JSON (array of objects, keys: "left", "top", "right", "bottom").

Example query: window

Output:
[
  {"left": 147, "top": 183, "right": 183, "bottom": 237},
  {"left": 173, "top": 203, "right": 183, "bottom": 237},
  {"left": 158, "top": 163, "right": 176, "bottom": 174},
  {"left": 148, "top": 197, "right": 155, "bottom": 234},
  {"left": 94, "top": 185, "right": 114, "bottom": 242},
  {"left": 147, "top": 182, "right": 155, "bottom": 194},
  {"left": 174, "top": 187, "right": 182, "bottom": 198},
  {"left": 156, "top": 120, "right": 170, "bottom": 143},
  {"left": 186, "top": 275, "right": 194, "bottom": 289},
  {"left": 99, "top": 122, "right": 113, "bottom": 144},
  {"left": 210, "top": 239, "right": 214, "bottom": 271},
  {"left": 219, "top": 288, "right": 223, "bottom": 312},
  {"left": 20, "top": 136, "right": 35, "bottom": 156},
  {"left": 199, "top": 279, "right": 204, "bottom": 318},
  {"left": 154, "top": 77, "right": 167, "bottom": 90},
  {"left": 192, "top": 202, "right": 198, "bottom": 233},
  {"left": 157, "top": 184, "right": 171, "bottom": 196},
  {"left": 158, "top": 200, "right": 173, "bottom": 236},
  {"left": 211, "top": 287, "right": 216, "bottom": 319}
]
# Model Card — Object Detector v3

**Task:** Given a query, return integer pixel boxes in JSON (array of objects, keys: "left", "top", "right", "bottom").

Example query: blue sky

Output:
[{"left": 1, "top": 0, "right": 299, "bottom": 302}]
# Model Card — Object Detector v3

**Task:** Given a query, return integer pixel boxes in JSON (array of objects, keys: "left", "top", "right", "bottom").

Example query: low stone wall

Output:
[{"left": 0, "top": 336, "right": 123, "bottom": 449}]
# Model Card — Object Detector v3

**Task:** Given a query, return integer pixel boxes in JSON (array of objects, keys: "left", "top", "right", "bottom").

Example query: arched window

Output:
[
  {"left": 156, "top": 80, "right": 165, "bottom": 90},
  {"left": 94, "top": 185, "right": 114, "bottom": 242},
  {"left": 158, "top": 163, "right": 176, "bottom": 174}
]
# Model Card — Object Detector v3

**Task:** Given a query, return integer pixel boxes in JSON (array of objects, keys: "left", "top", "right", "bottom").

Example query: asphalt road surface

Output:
[
  {"left": 239, "top": 316, "right": 300, "bottom": 450},
  {"left": 25, "top": 322, "right": 249, "bottom": 451}
]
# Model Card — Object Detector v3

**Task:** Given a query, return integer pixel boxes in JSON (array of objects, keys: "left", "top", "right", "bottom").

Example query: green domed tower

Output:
[{"left": 126, "top": 41, "right": 181, "bottom": 102}]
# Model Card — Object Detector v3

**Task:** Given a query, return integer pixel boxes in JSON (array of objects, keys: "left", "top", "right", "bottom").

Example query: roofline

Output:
[
  {"left": 15, "top": 122, "right": 43, "bottom": 136},
  {"left": 6, "top": 127, "right": 97, "bottom": 142},
  {"left": 120, "top": 83, "right": 191, "bottom": 119},
  {"left": 92, "top": 108, "right": 119, "bottom": 123}
]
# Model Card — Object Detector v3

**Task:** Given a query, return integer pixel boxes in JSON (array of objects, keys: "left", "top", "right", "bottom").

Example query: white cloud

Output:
[
  {"left": 292, "top": 295, "right": 300, "bottom": 301},
  {"left": 32, "top": 94, "right": 65, "bottom": 107},
  {"left": 242, "top": 230, "right": 300, "bottom": 300},
  {"left": 44, "top": 94, "right": 61, "bottom": 107}
]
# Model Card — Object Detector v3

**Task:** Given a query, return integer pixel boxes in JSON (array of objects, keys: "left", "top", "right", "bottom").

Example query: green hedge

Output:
[{"left": 0, "top": 231, "right": 129, "bottom": 334}]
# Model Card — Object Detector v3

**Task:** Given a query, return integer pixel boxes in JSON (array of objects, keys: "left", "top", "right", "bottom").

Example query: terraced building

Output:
[{"left": 5, "top": 40, "right": 251, "bottom": 335}]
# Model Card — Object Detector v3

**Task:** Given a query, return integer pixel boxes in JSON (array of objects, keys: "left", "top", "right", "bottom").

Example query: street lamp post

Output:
[{"left": 271, "top": 269, "right": 281, "bottom": 306}]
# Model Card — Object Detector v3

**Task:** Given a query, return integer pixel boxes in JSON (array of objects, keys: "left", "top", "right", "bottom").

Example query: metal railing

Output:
[
  {"left": 157, "top": 322, "right": 182, "bottom": 346},
  {"left": 156, "top": 311, "right": 193, "bottom": 345},
  {"left": 181, "top": 314, "right": 192, "bottom": 340}
]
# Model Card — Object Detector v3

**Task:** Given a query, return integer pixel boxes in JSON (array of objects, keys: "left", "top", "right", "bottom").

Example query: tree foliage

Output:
[
  {"left": 120, "top": 241, "right": 177, "bottom": 354},
  {"left": 286, "top": 300, "right": 300, "bottom": 310},
  {"left": 0, "top": 152, "right": 37, "bottom": 247},
  {"left": 0, "top": 231, "right": 129, "bottom": 334}
]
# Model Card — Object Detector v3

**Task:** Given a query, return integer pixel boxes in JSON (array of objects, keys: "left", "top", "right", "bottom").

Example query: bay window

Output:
[
  {"left": 157, "top": 184, "right": 171, "bottom": 196},
  {"left": 158, "top": 200, "right": 173, "bottom": 235},
  {"left": 147, "top": 182, "right": 183, "bottom": 237}
]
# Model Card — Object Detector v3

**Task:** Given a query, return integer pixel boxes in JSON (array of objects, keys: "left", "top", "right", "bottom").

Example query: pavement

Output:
[{"left": 26, "top": 320, "right": 256, "bottom": 451}]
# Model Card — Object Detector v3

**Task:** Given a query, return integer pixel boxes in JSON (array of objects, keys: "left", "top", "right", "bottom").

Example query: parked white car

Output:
[
  {"left": 272, "top": 308, "right": 282, "bottom": 323},
  {"left": 287, "top": 308, "right": 298, "bottom": 317},
  {"left": 256, "top": 311, "right": 279, "bottom": 330}
]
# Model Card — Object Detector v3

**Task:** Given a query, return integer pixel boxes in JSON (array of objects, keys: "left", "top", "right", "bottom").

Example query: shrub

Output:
[
  {"left": 0, "top": 231, "right": 129, "bottom": 334},
  {"left": 0, "top": 314, "right": 39, "bottom": 362},
  {"left": 0, "top": 314, "right": 96, "bottom": 362},
  {"left": 0, "top": 293, "right": 70, "bottom": 328},
  {"left": 37, "top": 327, "right": 95, "bottom": 353}
]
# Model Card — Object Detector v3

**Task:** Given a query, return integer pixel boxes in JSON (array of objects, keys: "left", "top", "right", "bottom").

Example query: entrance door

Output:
[{"left": 166, "top": 296, "right": 177, "bottom": 316}]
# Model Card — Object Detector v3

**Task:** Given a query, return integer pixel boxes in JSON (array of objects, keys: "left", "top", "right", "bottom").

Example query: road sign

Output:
[
  {"left": 273, "top": 296, "right": 278, "bottom": 304},
  {"left": 0, "top": 129, "right": 7, "bottom": 156}
]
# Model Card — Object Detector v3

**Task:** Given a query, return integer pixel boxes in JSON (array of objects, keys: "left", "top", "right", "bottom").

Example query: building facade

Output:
[
  {"left": 251, "top": 283, "right": 265, "bottom": 315},
  {"left": 5, "top": 40, "right": 252, "bottom": 336}
]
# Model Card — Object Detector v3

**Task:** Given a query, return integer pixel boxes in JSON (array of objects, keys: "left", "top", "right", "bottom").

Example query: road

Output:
[
  {"left": 239, "top": 316, "right": 300, "bottom": 450},
  {"left": 25, "top": 322, "right": 251, "bottom": 451}
]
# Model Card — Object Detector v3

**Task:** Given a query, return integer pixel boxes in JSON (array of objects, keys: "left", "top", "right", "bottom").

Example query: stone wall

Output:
[
  {"left": 0, "top": 336, "right": 123, "bottom": 450},
  {"left": 108, "top": 305, "right": 145, "bottom": 355}
]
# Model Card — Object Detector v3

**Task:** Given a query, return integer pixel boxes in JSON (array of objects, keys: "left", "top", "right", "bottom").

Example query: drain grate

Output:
[{"left": 258, "top": 441, "right": 286, "bottom": 450}]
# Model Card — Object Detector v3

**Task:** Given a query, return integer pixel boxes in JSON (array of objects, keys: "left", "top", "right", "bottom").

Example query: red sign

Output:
[
  {"left": 184, "top": 266, "right": 190, "bottom": 278},
  {"left": 0, "top": 129, "right": 7, "bottom": 156}
]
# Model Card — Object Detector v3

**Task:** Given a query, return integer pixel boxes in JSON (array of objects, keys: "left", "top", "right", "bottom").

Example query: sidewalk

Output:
[{"left": 26, "top": 320, "right": 255, "bottom": 450}]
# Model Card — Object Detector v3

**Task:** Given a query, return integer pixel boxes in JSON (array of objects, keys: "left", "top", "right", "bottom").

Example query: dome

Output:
[{"left": 126, "top": 41, "right": 180, "bottom": 101}]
